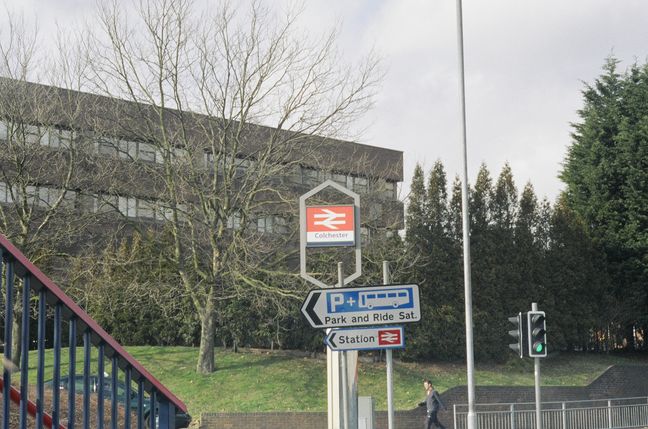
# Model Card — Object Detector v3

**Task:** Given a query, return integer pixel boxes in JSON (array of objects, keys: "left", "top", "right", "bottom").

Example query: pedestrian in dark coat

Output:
[{"left": 418, "top": 379, "right": 446, "bottom": 429}]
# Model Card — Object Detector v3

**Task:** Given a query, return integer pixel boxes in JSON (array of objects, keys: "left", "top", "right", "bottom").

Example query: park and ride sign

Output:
[
  {"left": 306, "top": 205, "right": 356, "bottom": 247},
  {"left": 301, "top": 284, "right": 421, "bottom": 329}
]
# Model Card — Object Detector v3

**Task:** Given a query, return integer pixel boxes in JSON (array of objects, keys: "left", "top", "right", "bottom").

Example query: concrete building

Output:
[{"left": 0, "top": 78, "right": 404, "bottom": 270}]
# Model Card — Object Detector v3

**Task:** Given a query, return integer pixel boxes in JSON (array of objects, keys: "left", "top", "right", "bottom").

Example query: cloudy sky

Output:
[{"left": 6, "top": 0, "right": 648, "bottom": 202}]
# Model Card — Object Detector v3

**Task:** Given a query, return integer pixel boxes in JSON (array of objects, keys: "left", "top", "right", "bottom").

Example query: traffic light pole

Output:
[{"left": 532, "top": 302, "right": 541, "bottom": 429}]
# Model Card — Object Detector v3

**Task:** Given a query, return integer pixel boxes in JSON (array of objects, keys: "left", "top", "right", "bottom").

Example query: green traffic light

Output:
[{"left": 535, "top": 342, "right": 544, "bottom": 353}]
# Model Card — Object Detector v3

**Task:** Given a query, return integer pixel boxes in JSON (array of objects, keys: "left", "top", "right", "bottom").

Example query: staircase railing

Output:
[{"left": 1, "top": 233, "right": 189, "bottom": 429}]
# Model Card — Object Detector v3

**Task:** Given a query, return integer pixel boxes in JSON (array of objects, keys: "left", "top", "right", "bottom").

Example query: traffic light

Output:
[
  {"left": 507, "top": 312, "right": 524, "bottom": 358},
  {"left": 527, "top": 311, "right": 547, "bottom": 357}
]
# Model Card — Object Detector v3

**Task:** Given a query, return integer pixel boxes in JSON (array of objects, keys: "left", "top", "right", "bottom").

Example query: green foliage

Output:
[
  {"left": 562, "top": 57, "right": 648, "bottom": 347},
  {"left": 69, "top": 230, "right": 200, "bottom": 346},
  {"left": 401, "top": 157, "right": 622, "bottom": 361}
]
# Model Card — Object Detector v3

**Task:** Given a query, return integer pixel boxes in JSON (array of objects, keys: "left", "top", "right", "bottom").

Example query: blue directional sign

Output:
[{"left": 301, "top": 284, "right": 420, "bottom": 329}]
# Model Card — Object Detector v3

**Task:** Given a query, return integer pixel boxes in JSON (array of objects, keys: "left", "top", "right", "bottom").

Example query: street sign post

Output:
[
  {"left": 325, "top": 326, "right": 405, "bottom": 352},
  {"left": 299, "top": 180, "right": 362, "bottom": 429},
  {"left": 301, "top": 284, "right": 421, "bottom": 329}
]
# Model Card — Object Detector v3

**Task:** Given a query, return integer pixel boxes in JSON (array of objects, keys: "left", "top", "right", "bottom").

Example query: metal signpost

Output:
[
  {"left": 301, "top": 284, "right": 421, "bottom": 329},
  {"left": 300, "top": 180, "right": 361, "bottom": 429},
  {"left": 383, "top": 261, "right": 395, "bottom": 429},
  {"left": 324, "top": 326, "right": 405, "bottom": 352}
]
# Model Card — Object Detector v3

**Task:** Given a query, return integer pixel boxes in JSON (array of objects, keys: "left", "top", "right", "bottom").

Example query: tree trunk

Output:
[{"left": 196, "top": 303, "right": 216, "bottom": 374}]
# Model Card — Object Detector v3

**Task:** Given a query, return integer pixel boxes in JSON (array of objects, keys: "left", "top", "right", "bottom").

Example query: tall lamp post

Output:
[{"left": 455, "top": 1, "right": 477, "bottom": 428}]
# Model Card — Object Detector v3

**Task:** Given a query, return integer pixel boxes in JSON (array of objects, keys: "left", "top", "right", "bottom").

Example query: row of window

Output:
[
  {"left": 1, "top": 120, "right": 398, "bottom": 199},
  {"left": 0, "top": 182, "right": 295, "bottom": 234}
]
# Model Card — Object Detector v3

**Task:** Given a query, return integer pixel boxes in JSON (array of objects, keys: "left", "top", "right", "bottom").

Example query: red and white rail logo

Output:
[
  {"left": 306, "top": 205, "right": 355, "bottom": 247},
  {"left": 378, "top": 329, "right": 402, "bottom": 346}
]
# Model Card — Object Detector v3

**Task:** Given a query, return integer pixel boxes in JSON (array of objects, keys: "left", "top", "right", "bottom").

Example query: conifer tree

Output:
[{"left": 562, "top": 58, "right": 648, "bottom": 348}]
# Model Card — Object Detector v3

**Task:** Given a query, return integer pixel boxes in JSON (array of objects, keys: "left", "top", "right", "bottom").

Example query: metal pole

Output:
[
  {"left": 339, "top": 262, "right": 350, "bottom": 429},
  {"left": 383, "top": 262, "right": 395, "bottom": 429},
  {"left": 455, "top": 1, "right": 477, "bottom": 428},
  {"left": 532, "top": 302, "right": 541, "bottom": 429}
]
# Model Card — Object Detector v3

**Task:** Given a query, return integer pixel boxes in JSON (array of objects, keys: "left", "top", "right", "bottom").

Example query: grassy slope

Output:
[{"left": 28, "top": 347, "right": 648, "bottom": 419}]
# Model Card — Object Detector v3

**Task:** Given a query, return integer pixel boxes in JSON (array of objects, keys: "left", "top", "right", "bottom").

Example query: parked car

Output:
[{"left": 44, "top": 375, "right": 191, "bottom": 428}]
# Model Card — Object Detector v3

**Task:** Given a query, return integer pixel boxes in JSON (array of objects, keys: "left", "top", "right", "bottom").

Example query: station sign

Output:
[
  {"left": 325, "top": 326, "right": 405, "bottom": 351},
  {"left": 306, "top": 205, "right": 356, "bottom": 247},
  {"left": 301, "top": 284, "right": 421, "bottom": 329}
]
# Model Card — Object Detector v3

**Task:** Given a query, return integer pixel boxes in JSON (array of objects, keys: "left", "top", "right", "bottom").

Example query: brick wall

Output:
[{"left": 199, "top": 365, "right": 648, "bottom": 429}]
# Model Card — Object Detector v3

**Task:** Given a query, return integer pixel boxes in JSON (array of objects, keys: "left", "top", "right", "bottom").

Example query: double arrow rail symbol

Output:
[{"left": 313, "top": 209, "right": 346, "bottom": 230}]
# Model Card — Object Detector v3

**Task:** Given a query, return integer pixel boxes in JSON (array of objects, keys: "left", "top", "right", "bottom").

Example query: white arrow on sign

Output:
[
  {"left": 313, "top": 209, "right": 346, "bottom": 230},
  {"left": 325, "top": 326, "right": 405, "bottom": 351},
  {"left": 301, "top": 284, "right": 421, "bottom": 329}
]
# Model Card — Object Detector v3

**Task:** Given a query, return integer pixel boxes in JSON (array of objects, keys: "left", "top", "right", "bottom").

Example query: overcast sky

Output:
[{"left": 6, "top": 0, "right": 648, "bottom": 202}]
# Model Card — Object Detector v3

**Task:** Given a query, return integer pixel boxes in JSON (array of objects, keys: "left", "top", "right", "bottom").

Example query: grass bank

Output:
[{"left": 28, "top": 347, "right": 648, "bottom": 418}]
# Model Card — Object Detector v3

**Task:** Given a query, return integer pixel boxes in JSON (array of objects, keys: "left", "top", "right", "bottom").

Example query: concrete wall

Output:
[{"left": 199, "top": 364, "right": 648, "bottom": 429}]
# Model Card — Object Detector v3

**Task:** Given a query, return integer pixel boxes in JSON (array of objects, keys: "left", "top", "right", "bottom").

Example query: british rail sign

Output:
[
  {"left": 305, "top": 205, "right": 356, "bottom": 247},
  {"left": 301, "top": 284, "right": 421, "bottom": 329},
  {"left": 324, "top": 326, "right": 405, "bottom": 351}
]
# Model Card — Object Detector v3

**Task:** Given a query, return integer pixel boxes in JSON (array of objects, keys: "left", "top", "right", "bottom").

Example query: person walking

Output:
[{"left": 418, "top": 379, "right": 446, "bottom": 429}]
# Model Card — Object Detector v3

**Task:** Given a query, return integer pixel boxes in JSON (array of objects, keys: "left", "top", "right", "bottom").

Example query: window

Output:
[
  {"left": 273, "top": 216, "right": 288, "bottom": 234},
  {"left": 257, "top": 215, "right": 273, "bottom": 233},
  {"left": 96, "top": 194, "right": 118, "bottom": 213},
  {"left": 172, "top": 147, "right": 189, "bottom": 160},
  {"left": 235, "top": 158, "right": 254, "bottom": 175},
  {"left": 302, "top": 167, "right": 320, "bottom": 186},
  {"left": 98, "top": 138, "right": 117, "bottom": 156},
  {"left": 255, "top": 215, "right": 288, "bottom": 234},
  {"left": 0, "top": 182, "right": 13, "bottom": 203},
  {"left": 38, "top": 187, "right": 62, "bottom": 207},
  {"left": 23, "top": 124, "right": 42, "bottom": 145},
  {"left": 139, "top": 142, "right": 158, "bottom": 162},
  {"left": 138, "top": 199, "right": 156, "bottom": 219},
  {"left": 0, "top": 121, "right": 7, "bottom": 141},
  {"left": 332, "top": 173, "right": 347, "bottom": 187},
  {"left": 353, "top": 176, "right": 368, "bottom": 194},
  {"left": 227, "top": 212, "right": 242, "bottom": 230},
  {"left": 360, "top": 226, "right": 370, "bottom": 243},
  {"left": 117, "top": 196, "right": 157, "bottom": 219},
  {"left": 383, "top": 181, "right": 397, "bottom": 199},
  {"left": 41, "top": 128, "right": 74, "bottom": 149},
  {"left": 118, "top": 196, "right": 137, "bottom": 218}
]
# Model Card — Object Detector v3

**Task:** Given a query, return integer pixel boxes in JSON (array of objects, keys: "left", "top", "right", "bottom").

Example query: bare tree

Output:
[
  {"left": 75, "top": 0, "right": 382, "bottom": 373},
  {"left": 0, "top": 11, "right": 109, "bottom": 364}
]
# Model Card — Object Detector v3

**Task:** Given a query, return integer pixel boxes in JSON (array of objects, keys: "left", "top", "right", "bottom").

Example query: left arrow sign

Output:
[{"left": 301, "top": 291, "right": 322, "bottom": 327}]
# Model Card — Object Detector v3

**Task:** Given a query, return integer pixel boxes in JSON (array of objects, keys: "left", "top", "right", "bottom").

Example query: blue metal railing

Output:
[{"left": 1, "top": 233, "right": 189, "bottom": 429}]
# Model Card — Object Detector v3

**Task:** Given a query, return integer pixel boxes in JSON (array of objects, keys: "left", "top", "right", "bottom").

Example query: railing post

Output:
[
  {"left": 69, "top": 317, "right": 77, "bottom": 429},
  {"left": 150, "top": 390, "right": 157, "bottom": 429},
  {"left": 112, "top": 356, "right": 119, "bottom": 429},
  {"left": 453, "top": 404, "right": 457, "bottom": 429},
  {"left": 3, "top": 256, "right": 14, "bottom": 429},
  {"left": 125, "top": 366, "right": 132, "bottom": 429},
  {"left": 607, "top": 399, "right": 612, "bottom": 428},
  {"left": 83, "top": 329, "right": 91, "bottom": 429},
  {"left": 137, "top": 379, "right": 145, "bottom": 429},
  {"left": 36, "top": 289, "right": 46, "bottom": 429},
  {"left": 157, "top": 397, "right": 176, "bottom": 429},
  {"left": 561, "top": 402, "right": 567, "bottom": 429},
  {"left": 52, "top": 302, "right": 63, "bottom": 429},
  {"left": 97, "top": 343, "right": 105, "bottom": 429},
  {"left": 510, "top": 404, "right": 516, "bottom": 429},
  {"left": 19, "top": 275, "right": 31, "bottom": 429}
]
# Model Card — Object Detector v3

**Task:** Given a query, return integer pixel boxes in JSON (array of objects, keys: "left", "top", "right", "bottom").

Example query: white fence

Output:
[{"left": 453, "top": 397, "right": 648, "bottom": 429}]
